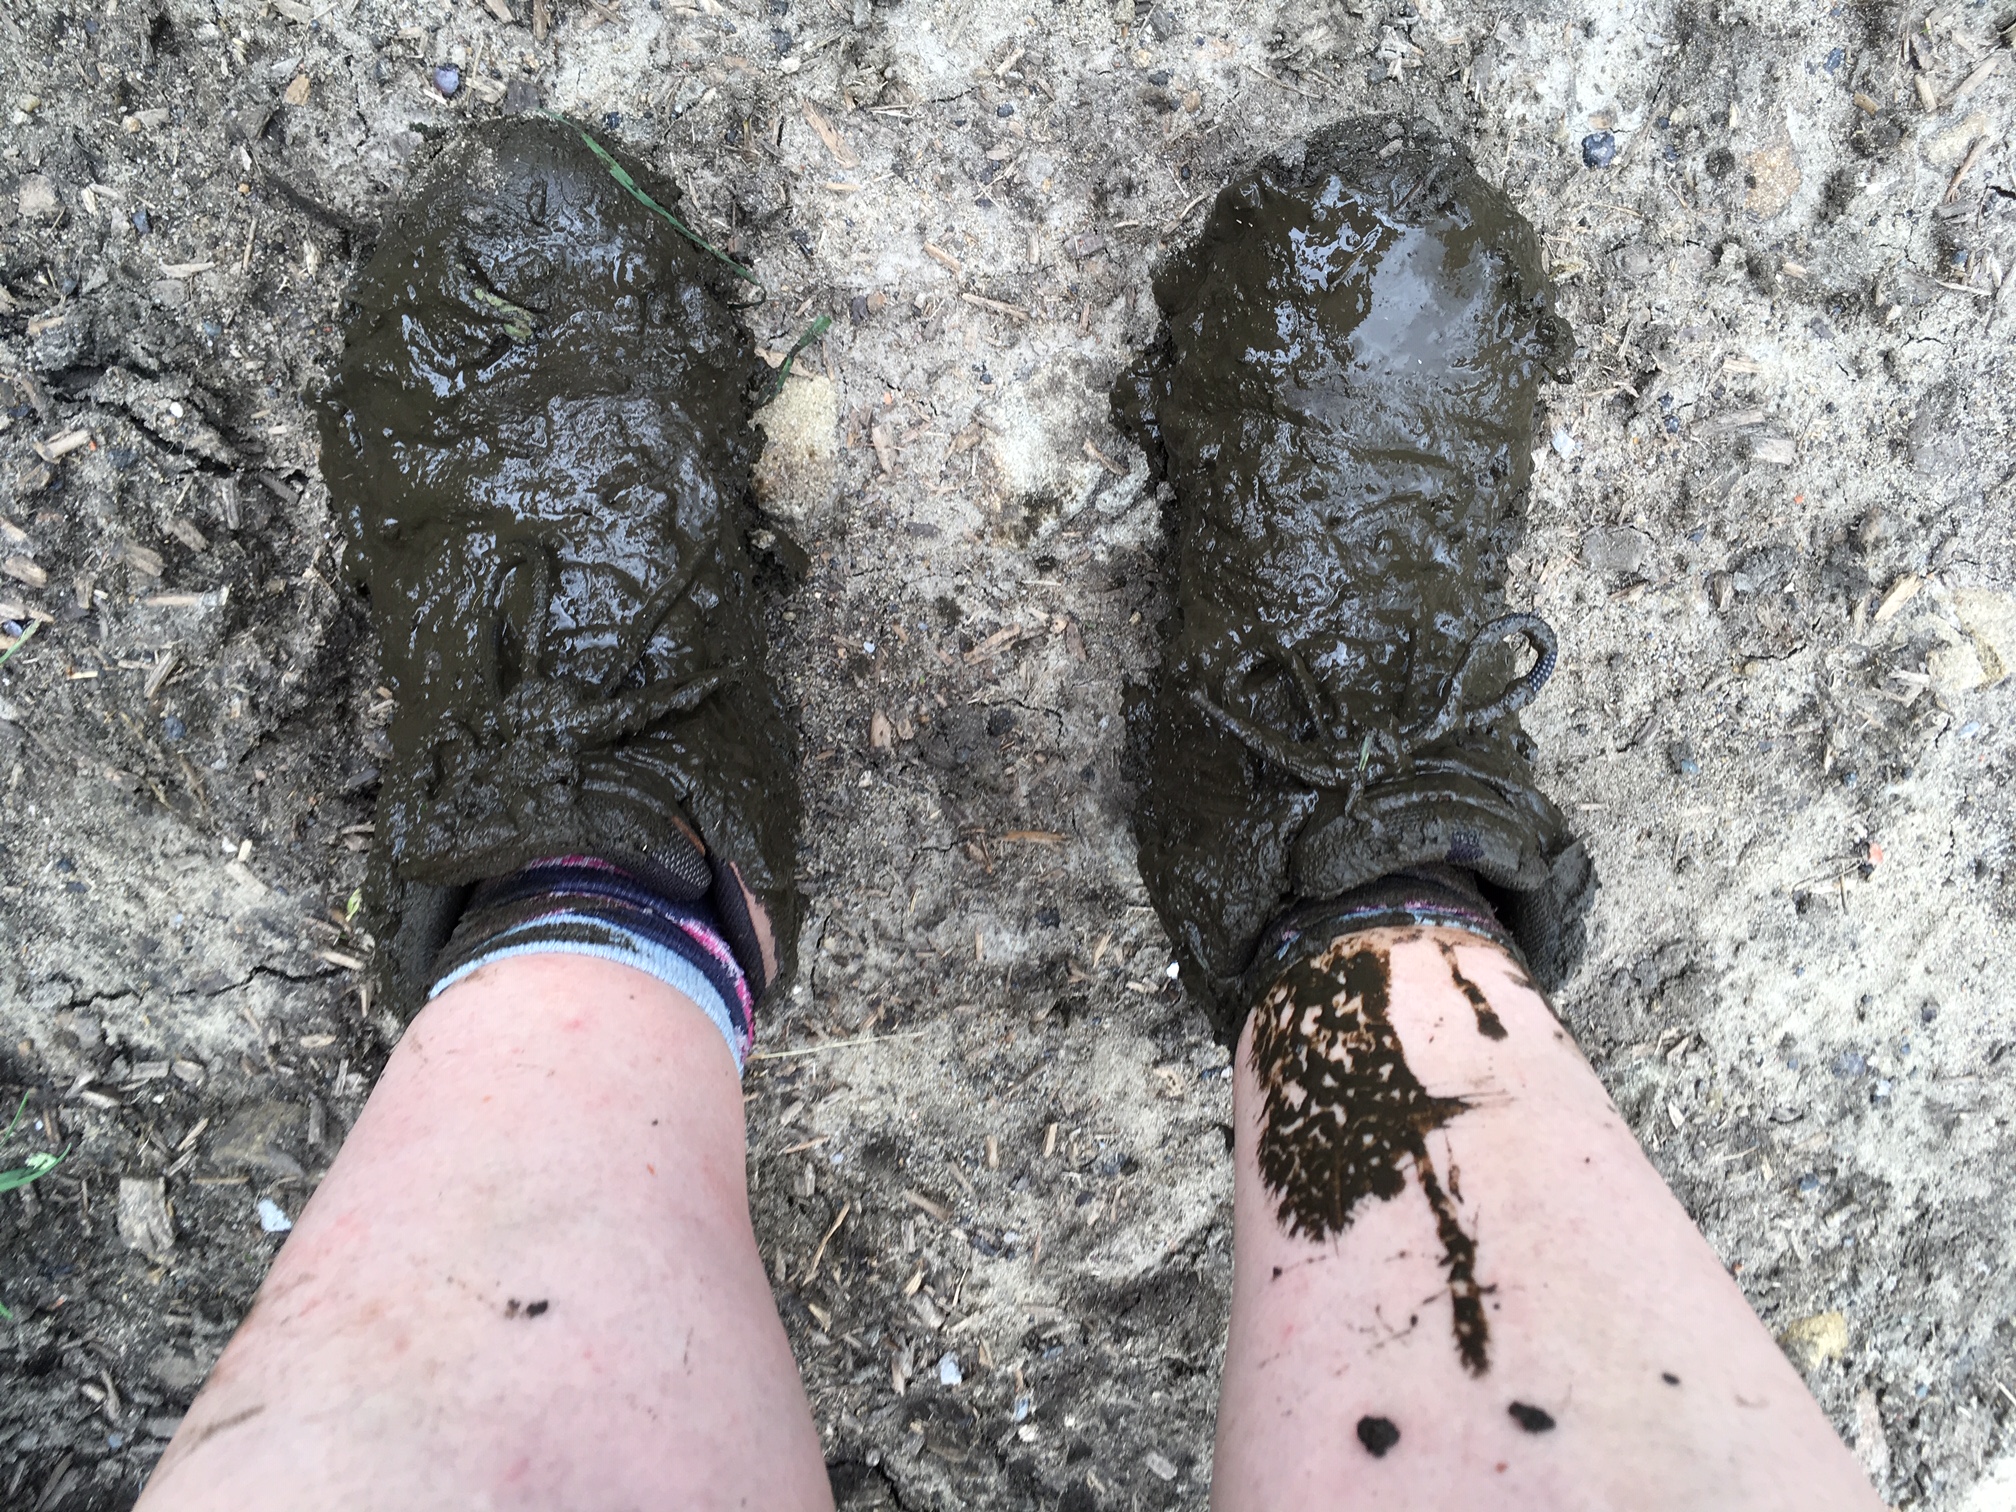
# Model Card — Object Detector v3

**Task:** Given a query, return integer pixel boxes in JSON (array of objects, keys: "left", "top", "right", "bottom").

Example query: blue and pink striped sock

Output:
[{"left": 428, "top": 856, "right": 756, "bottom": 1071}]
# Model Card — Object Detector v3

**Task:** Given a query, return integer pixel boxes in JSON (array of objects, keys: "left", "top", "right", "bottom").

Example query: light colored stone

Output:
[
  {"left": 17, "top": 173, "right": 59, "bottom": 221},
  {"left": 1778, "top": 1309, "right": 1849, "bottom": 1369},
  {"left": 1582, "top": 525, "right": 1652, "bottom": 577},
  {"left": 1951, "top": 588, "right": 2016, "bottom": 685},
  {"left": 1744, "top": 129, "right": 1801, "bottom": 219},
  {"left": 752, "top": 372, "right": 839, "bottom": 532}
]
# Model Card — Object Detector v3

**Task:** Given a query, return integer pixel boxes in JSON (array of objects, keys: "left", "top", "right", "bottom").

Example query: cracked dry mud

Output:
[{"left": 3, "top": 1, "right": 2015, "bottom": 1509}]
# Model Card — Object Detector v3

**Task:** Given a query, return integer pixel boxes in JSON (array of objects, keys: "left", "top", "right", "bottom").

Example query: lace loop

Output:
[{"left": 1188, "top": 613, "right": 1557, "bottom": 805}]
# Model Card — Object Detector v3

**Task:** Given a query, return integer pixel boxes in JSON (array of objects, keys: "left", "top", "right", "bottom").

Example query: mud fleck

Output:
[
  {"left": 1249, "top": 937, "right": 1490, "bottom": 1373},
  {"left": 1438, "top": 938, "right": 1508, "bottom": 1039},
  {"left": 1355, "top": 1415, "right": 1401, "bottom": 1458},
  {"left": 504, "top": 1297, "right": 550, "bottom": 1319},
  {"left": 1508, "top": 1401, "right": 1556, "bottom": 1433}
]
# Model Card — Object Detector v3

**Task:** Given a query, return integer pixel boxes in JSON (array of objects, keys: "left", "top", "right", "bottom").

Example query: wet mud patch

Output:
[{"left": 1249, "top": 936, "right": 1490, "bottom": 1373}]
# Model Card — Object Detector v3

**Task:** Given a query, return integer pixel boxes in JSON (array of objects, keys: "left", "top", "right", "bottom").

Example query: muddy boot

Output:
[
  {"left": 1113, "top": 118, "right": 1591, "bottom": 1038},
  {"left": 320, "top": 115, "right": 798, "bottom": 1022}
]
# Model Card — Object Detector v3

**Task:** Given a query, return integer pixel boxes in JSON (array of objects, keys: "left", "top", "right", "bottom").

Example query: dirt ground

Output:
[{"left": 3, "top": 0, "right": 2014, "bottom": 1505}]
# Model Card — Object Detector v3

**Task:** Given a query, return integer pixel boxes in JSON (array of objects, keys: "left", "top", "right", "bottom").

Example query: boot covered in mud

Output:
[
  {"left": 320, "top": 115, "right": 798, "bottom": 1020},
  {"left": 1113, "top": 118, "right": 1590, "bottom": 1038}
]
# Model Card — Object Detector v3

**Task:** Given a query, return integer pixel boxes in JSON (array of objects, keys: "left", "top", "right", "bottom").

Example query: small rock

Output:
[
  {"left": 1666, "top": 741, "right": 1699, "bottom": 778},
  {"left": 1582, "top": 525, "right": 1652, "bottom": 577},
  {"left": 936, "top": 1351, "right": 962, "bottom": 1386},
  {"left": 18, "top": 173, "right": 61, "bottom": 221},
  {"left": 503, "top": 78, "right": 542, "bottom": 114},
  {"left": 434, "top": 65, "right": 461, "bottom": 97},
  {"left": 256, "top": 1196, "right": 293, "bottom": 1233},
  {"left": 752, "top": 372, "right": 839, "bottom": 531},
  {"left": 1143, "top": 1451, "right": 1178, "bottom": 1482},
  {"left": 117, "top": 1175, "right": 175, "bottom": 1259},
  {"left": 1581, "top": 131, "right": 1618, "bottom": 168},
  {"left": 148, "top": 1350, "right": 206, "bottom": 1393},
  {"left": 1778, "top": 1310, "right": 1849, "bottom": 1369},
  {"left": 151, "top": 278, "right": 189, "bottom": 308}
]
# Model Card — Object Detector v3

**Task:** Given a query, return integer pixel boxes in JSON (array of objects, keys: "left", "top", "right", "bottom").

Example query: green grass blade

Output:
[
  {"left": 0, "top": 619, "right": 40, "bottom": 671},
  {"left": 546, "top": 113, "right": 763, "bottom": 290},
  {"left": 763, "top": 313, "right": 834, "bottom": 404},
  {"left": 0, "top": 1148, "right": 68, "bottom": 1196}
]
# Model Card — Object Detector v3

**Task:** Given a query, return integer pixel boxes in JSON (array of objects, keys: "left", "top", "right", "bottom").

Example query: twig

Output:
[{"left": 801, "top": 1200, "right": 850, "bottom": 1283}]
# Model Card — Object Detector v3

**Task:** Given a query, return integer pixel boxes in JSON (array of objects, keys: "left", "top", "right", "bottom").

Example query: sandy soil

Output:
[{"left": 2, "top": 0, "right": 2014, "bottom": 1506}]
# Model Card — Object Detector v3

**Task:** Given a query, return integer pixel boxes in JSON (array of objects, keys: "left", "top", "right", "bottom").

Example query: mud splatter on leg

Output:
[
  {"left": 1249, "top": 936, "right": 1492, "bottom": 1373},
  {"left": 1437, "top": 937, "right": 1508, "bottom": 1040}
]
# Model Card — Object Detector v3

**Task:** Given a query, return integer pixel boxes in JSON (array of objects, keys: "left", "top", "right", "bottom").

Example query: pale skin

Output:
[{"left": 137, "top": 928, "right": 1880, "bottom": 1512}]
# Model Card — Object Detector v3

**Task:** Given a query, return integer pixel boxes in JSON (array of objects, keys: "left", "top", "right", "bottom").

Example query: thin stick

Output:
[
  {"left": 749, "top": 1029, "right": 927, "bottom": 1061},
  {"left": 802, "top": 1200, "right": 850, "bottom": 1283}
]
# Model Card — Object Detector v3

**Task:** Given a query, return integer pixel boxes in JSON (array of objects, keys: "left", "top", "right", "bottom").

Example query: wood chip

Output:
[
  {"left": 283, "top": 74, "right": 312, "bottom": 106},
  {"left": 1703, "top": 407, "right": 1768, "bottom": 432},
  {"left": 3, "top": 556, "right": 47, "bottom": 589},
  {"left": 1915, "top": 73, "right": 1940, "bottom": 111},
  {"left": 123, "top": 540, "right": 165, "bottom": 577},
  {"left": 1002, "top": 829, "right": 1066, "bottom": 846},
  {"left": 33, "top": 428, "right": 91, "bottom": 461},
  {"left": 801, "top": 98, "right": 860, "bottom": 167},
  {"left": 902, "top": 1188, "right": 951, "bottom": 1223},
  {"left": 1944, "top": 134, "right": 1990, "bottom": 203},
  {"left": 869, "top": 709, "right": 894, "bottom": 749},
  {"left": 317, "top": 949, "right": 365, "bottom": 971},
  {"left": 160, "top": 260, "right": 215, "bottom": 278},
  {"left": 801, "top": 1199, "right": 850, "bottom": 1282},
  {"left": 1082, "top": 438, "right": 1126, "bottom": 475},
  {"left": 923, "top": 242, "right": 965, "bottom": 276},
  {"left": 1873, "top": 573, "right": 1922, "bottom": 624},
  {"left": 1947, "top": 54, "right": 2001, "bottom": 107},
  {"left": 963, "top": 624, "right": 1023, "bottom": 664},
  {"left": 1852, "top": 91, "right": 1882, "bottom": 114},
  {"left": 960, "top": 291, "right": 1028, "bottom": 321},
  {"left": 143, "top": 649, "right": 179, "bottom": 699},
  {"left": 116, "top": 1176, "right": 174, "bottom": 1259},
  {"left": 870, "top": 423, "right": 895, "bottom": 477},
  {"left": 482, "top": 0, "right": 516, "bottom": 20}
]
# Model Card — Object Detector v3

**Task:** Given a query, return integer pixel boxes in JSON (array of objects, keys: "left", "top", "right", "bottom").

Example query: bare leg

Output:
[
  {"left": 136, "top": 953, "right": 833, "bottom": 1512},
  {"left": 1212, "top": 926, "right": 1881, "bottom": 1512}
]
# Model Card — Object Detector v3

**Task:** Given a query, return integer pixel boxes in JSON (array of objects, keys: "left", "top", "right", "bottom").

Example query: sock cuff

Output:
[
  {"left": 428, "top": 855, "right": 755, "bottom": 1072},
  {"left": 1246, "top": 868, "right": 1521, "bottom": 999}
]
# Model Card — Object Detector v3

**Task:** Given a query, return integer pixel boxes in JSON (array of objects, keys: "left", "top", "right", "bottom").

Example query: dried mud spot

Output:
[{"left": 1250, "top": 938, "right": 1490, "bottom": 1372}]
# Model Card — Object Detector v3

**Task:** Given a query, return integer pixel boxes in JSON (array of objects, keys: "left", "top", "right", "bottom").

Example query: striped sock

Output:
[{"left": 428, "top": 856, "right": 755, "bottom": 1072}]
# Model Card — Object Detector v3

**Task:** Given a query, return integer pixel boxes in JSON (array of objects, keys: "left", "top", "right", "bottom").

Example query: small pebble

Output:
[
  {"left": 434, "top": 65, "right": 461, "bottom": 97},
  {"left": 132, "top": 208, "right": 152, "bottom": 234},
  {"left": 256, "top": 1197, "right": 293, "bottom": 1233},
  {"left": 996, "top": 102, "right": 1014, "bottom": 117},
  {"left": 937, "top": 1351, "right": 962, "bottom": 1387},
  {"left": 1581, "top": 131, "right": 1618, "bottom": 169},
  {"left": 161, "top": 715, "right": 188, "bottom": 742}
]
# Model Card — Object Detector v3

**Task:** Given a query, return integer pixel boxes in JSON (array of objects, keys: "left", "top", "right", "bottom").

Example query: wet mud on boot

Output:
[
  {"left": 319, "top": 116, "right": 799, "bottom": 1019},
  {"left": 1113, "top": 117, "right": 1592, "bottom": 1040}
]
